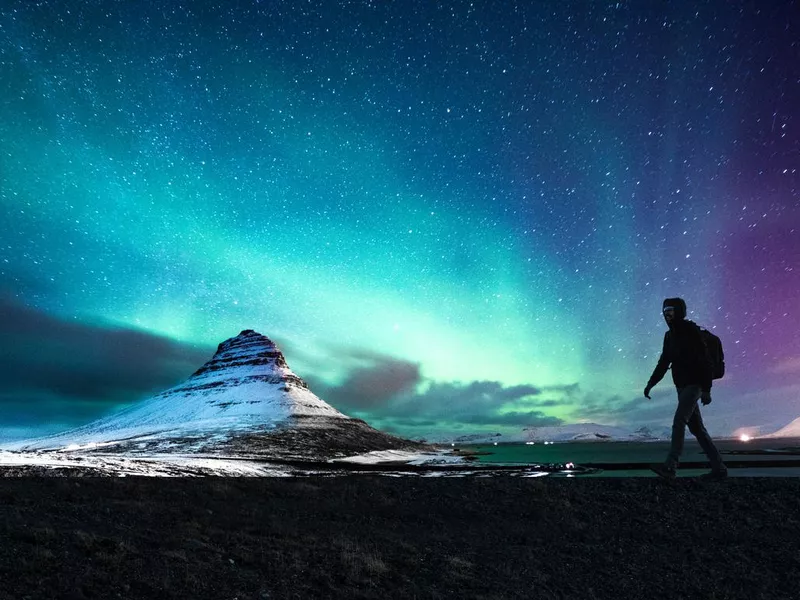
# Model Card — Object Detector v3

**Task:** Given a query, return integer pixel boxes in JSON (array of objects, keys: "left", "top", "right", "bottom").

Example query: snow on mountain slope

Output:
[
  {"left": 759, "top": 416, "right": 800, "bottom": 439},
  {"left": 7, "top": 330, "right": 354, "bottom": 452},
  {"left": 521, "top": 423, "right": 633, "bottom": 442}
]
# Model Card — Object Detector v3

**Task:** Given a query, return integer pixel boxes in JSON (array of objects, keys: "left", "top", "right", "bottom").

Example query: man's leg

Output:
[
  {"left": 687, "top": 407, "right": 727, "bottom": 473},
  {"left": 664, "top": 385, "right": 702, "bottom": 471}
]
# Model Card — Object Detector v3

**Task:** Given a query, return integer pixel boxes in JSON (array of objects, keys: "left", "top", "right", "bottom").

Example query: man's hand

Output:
[
  {"left": 701, "top": 391, "right": 712, "bottom": 405},
  {"left": 644, "top": 386, "right": 652, "bottom": 400}
]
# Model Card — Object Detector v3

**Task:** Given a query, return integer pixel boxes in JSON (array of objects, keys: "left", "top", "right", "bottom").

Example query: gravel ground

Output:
[{"left": 0, "top": 474, "right": 798, "bottom": 599}]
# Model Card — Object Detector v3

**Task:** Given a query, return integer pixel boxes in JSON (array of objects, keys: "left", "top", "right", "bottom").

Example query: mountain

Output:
[
  {"left": 628, "top": 425, "right": 672, "bottom": 441},
  {"left": 9, "top": 330, "right": 423, "bottom": 460},
  {"left": 759, "top": 416, "right": 800, "bottom": 439},
  {"left": 521, "top": 423, "right": 635, "bottom": 442},
  {"left": 435, "top": 423, "right": 670, "bottom": 445}
]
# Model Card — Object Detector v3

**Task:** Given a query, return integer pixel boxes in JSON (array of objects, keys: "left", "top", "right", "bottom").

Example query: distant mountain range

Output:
[
  {"left": 757, "top": 416, "right": 800, "bottom": 439},
  {"left": 429, "top": 424, "right": 674, "bottom": 445},
  {"left": 5, "top": 330, "right": 423, "bottom": 460},
  {"left": 430, "top": 418, "right": 800, "bottom": 445}
]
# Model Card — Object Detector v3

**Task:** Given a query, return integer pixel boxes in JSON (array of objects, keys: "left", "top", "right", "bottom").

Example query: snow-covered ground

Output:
[
  {"left": 0, "top": 450, "right": 290, "bottom": 476},
  {"left": 331, "top": 449, "right": 466, "bottom": 466},
  {"left": 0, "top": 448, "right": 467, "bottom": 476}
]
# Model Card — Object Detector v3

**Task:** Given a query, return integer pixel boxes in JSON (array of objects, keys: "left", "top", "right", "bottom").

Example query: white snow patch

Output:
[
  {"left": 332, "top": 449, "right": 466, "bottom": 466},
  {"left": 0, "top": 450, "right": 292, "bottom": 477}
]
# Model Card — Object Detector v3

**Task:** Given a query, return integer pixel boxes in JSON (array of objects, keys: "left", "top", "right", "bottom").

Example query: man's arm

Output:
[{"left": 644, "top": 332, "right": 671, "bottom": 396}]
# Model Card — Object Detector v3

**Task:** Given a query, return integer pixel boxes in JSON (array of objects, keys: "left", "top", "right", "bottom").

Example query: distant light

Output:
[
  {"left": 493, "top": 442, "right": 498, "bottom": 446},
  {"left": 740, "top": 434, "right": 751, "bottom": 442},
  {"left": 525, "top": 441, "right": 535, "bottom": 445},
  {"left": 566, "top": 462, "right": 575, "bottom": 469}
]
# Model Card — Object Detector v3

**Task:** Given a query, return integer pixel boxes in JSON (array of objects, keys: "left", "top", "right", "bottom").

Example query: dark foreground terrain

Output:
[{"left": 0, "top": 475, "right": 798, "bottom": 600}]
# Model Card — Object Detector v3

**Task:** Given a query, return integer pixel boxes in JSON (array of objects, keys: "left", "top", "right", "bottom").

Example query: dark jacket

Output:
[{"left": 647, "top": 319, "right": 713, "bottom": 393}]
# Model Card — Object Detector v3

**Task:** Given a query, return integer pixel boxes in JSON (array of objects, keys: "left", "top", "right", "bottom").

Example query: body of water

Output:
[{"left": 460, "top": 438, "right": 800, "bottom": 477}]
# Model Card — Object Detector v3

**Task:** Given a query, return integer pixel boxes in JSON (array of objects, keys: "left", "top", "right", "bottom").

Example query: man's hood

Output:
[{"left": 663, "top": 297, "right": 687, "bottom": 320}]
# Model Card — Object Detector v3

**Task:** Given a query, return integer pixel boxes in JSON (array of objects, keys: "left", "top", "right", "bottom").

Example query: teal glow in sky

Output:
[{"left": 1, "top": 1, "right": 798, "bottom": 440}]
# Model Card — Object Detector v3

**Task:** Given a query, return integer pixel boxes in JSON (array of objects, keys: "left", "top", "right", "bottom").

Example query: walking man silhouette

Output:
[{"left": 644, "top": 298, "right": 728, "bottom": 480}]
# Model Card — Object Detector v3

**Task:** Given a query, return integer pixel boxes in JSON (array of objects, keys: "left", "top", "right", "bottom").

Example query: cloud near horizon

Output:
[
  {"left": 304, "top": 351, "right": 684, "bottom": 434},
  {"left": 305, "top": 352, "right": 588, "bottom": 432},
  {"left": 310, "top": 350, "right": 423, "bottom": 410},
  {"left": 770, "top": 356, "right": 800, "bottom": 376},
  {"left": 0, "top": 296, "right": 213, "bottom": 428}
]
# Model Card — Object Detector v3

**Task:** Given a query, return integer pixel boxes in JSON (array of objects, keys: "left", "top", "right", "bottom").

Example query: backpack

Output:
[{"left": 699, "top": 328, "right": 725, "bottom": 380}]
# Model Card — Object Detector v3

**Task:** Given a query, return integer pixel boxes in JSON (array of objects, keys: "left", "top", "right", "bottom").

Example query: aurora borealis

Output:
[{"left": 1, "top": 1, "right": 798, "bottom": 441}]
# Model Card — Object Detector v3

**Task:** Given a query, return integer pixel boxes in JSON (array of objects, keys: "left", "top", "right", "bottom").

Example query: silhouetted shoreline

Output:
[{"left": 0, "top": 476, "right": 797, "bottom": 599}]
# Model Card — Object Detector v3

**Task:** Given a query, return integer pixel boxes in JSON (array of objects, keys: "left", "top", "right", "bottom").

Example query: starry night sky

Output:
[{"left": 1, "top": 1, "right": 798, "bottom": 441}]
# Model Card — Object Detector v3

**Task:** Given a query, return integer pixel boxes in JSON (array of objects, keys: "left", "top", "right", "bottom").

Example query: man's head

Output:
[{"left": 662, "top": 297, "right": 687, "bottom": 326}]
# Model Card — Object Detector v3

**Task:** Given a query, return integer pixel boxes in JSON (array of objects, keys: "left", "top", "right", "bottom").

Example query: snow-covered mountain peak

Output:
[
  {"left": 208, "top": 329, "right": 286, "bottom": 369},
  {"left": 189, "top": 329, "right": 307, "bottom": 390},
  {"left": 8, "top": 329, "right": 350, "bottom": 451}
]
